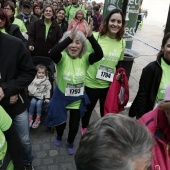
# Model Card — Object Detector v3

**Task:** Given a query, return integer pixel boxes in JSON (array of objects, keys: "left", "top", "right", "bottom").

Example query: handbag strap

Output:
[{"left": 0, "top": 149, "right": 11, "bottom": 170}]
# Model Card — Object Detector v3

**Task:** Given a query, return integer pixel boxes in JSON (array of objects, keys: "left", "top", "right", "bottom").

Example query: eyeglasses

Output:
[{"left": 4, "top": 7, "right": 12, "bottom": 11}]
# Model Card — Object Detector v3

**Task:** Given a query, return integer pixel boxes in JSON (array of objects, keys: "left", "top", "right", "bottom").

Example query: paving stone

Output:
[
  {"left": 43, "top": 158, "right": 54, "bottom": 165},
  {"left": 36, "top": 151, "right": 47, "bottom": 158},
  {"left": 49, "top": 150, "right": 59, "bottom": 157},
  {"left": 43, "top": 143, "right": 51, "bottom": 150}
]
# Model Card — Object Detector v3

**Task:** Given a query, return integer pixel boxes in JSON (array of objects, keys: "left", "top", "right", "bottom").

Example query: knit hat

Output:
[{"left": 164, "top": 83, "right": 170, "bottom": 101}]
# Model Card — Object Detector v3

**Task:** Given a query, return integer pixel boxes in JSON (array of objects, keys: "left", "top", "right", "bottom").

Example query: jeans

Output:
[
  {"left": 29, "top": 97, "right": 44, "bottom": 116},
  {"left": 13, "top": 110, "right": 33, "bottom": 165}
]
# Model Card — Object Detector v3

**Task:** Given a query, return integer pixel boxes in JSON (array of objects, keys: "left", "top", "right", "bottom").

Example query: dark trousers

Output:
[
  {"left": 55, "top": 109, "right": 80, "bottom": 144},
  {"left": 81, "top": 86, "right": 109, "bottom": 128}
]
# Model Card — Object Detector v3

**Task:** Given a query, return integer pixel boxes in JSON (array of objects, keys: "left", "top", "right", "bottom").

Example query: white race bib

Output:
[
  {"left": 65, "top": 83, "right": 84, "bottom": 96},
  {"left": 96, "top": 65, "right": 114, "bottom": 82}
]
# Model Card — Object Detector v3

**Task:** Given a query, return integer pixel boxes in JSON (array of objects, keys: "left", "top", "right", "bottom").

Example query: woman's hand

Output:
[
  {"left": 70, "top": 23, "right": 78, "bottom": 40},
  {"left": 85, "top": 18, "right": 94, "bottom": 37},
  {"left": 29, "top": 46, "right": 34, "bottom": 51},
  {"left": 158, "top": 101, "right": 170, "bottom": 111},
  {"left": 10, "top": 95, "right": 18, "bottom": 105}
]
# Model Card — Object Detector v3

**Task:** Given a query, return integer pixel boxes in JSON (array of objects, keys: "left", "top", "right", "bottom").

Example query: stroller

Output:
[{"left": 30, "top": 56, "right": 56, "bottom": 131}]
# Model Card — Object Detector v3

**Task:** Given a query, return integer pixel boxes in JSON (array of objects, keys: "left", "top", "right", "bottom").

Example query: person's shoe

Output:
[
  {"left": 24, "top": 164, "right": 34, "bottom": 170},
  {"left": 29, "top": 115, "right": 33, "bottom": 128},
  {"left": 32, "top": 120, "right": 41, "bottom": 128},
  {"left": 67, "top": 143, "right": 74, "bottom": 155},
  {"left": 81, "top": 128, "right": 87, "bottom": 135},
  {"left": 54, "top": 139, "right": 62, "bottom": 147}
]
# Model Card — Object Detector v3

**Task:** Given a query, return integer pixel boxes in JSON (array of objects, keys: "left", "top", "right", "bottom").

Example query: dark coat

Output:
[
  {"left": 16, "top": 13, "right": 38, "bottom": 34},
  {"left": 129, "top": 56, "right": 165, "bottom": 119},
  {"left": 0, "top": 32, "right": 36, "bottom": 118},
  {"left": 7, "top": 24, "right": 27, "bottom": 46},
  {"left": 28, "top": 19, "right": 61, "bottom": 57},
  {"left": 58, "top": 19, "right": 68, "bottom": 37}
]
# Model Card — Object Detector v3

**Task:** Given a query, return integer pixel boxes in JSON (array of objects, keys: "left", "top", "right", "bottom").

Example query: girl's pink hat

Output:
[{"left": 164, "top": 83, "right": 170, "bottom": 101}]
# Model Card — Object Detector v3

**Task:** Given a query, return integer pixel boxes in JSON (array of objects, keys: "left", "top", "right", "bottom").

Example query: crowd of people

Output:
[{"left": 0, "top": 0, "right": 170, "bottom": 170}]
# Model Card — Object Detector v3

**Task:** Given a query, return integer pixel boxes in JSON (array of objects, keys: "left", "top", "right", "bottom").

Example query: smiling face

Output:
[
  {"left": 56, "top": 9, "right": 65, "bottom": 21},
  {"left": 76, "top": 10, "right": 84, "bottom": 21},
  {"left": 162, "top": 38, "right": 170, "bottom": 62},
  {"left": 107, "top": 13, "right": 123, "bottom": 38},
  {"left": 67, "top": 37, "right": 83, "bottom": 58},
  {"left": 23, "top": 5, "right": 32, "bottom": 15},
  {"left": 44, "top": 7, "right": 53, "bottom": 20}
]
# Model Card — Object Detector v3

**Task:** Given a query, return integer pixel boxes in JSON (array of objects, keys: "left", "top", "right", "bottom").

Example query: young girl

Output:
[
  {"left": 67, "top": 9, "right": 88, "bottom": 36},
  {"left": 28, "top": 65, "right": 52, "bottom": 128}
]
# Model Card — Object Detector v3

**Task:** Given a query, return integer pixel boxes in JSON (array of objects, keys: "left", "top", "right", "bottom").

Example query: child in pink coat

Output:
[{"left": 67, "top": 10, "right": 88, "bottom": 36}]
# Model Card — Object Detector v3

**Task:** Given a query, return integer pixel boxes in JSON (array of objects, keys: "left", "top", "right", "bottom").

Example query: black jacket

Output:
[
  {"left": 129, "top": 55, "right": 170, "bottom": 119},
  {"left": 58, "top": 19, "right": 68, "bottom": 37},
  {"left": 0, "top": 32, "right": 36, "bottom": 118},
  {"left": 28, "top": 19, "right": 61, "bottom": 57},
  {"left": 7, "top": 24, "right": 27, "bottom": 46}
]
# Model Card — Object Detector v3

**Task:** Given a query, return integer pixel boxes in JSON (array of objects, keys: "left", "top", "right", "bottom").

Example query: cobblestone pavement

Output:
[{"left": 30, "top": 15, "right": 164, "bottom": 170}]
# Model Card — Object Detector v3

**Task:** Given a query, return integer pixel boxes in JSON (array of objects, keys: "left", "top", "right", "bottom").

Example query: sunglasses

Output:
[{"left": 0, "top": 16, "right": 6, "bottom": 21}]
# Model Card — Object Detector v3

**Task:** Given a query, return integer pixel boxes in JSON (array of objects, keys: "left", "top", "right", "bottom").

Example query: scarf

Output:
[
  {"left": 28, "top": 76, "right": 47, "bottom": 94},
  {"left": 21, "top": 12, "right": 32, "bottom": 23}
]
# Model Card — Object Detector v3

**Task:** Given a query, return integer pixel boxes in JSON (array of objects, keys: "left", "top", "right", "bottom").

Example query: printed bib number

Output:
[
  {"left": 65, "top": 83, "right": 84, "bottom": 96},
  {"left": 96, "top": 65, "right": 114, "bottom": 82}
]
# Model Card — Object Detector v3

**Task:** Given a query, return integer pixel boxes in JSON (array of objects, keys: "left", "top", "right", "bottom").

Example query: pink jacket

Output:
[
  {"left": 139, "top": 108, "right": 170, "bottom": 170},
  {"left": 67, "top": 19, "right": 88, "bottom": 36}
]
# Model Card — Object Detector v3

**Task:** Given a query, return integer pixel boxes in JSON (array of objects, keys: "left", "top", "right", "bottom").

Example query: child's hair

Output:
[
  {"left": 36, "top": 65, "right": 48, "bottom": 77},
  {"left": 74, "top": 9, "right": 84, "bottom": 20}
]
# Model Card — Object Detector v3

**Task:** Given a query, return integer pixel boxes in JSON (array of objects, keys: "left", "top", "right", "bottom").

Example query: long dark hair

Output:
[
  {"left": 157, "top": 32, "right": 170, "bottom": 59},
  {"left": 0, "top": 8, "right": 11, "bottom": 33},
  {"left": 99, "top": 9, "right": 125, "bottom": 40}
]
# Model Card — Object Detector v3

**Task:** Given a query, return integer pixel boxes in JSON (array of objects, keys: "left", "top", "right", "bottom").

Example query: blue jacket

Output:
[{"left": 45, "top": 86, "right": 90, "bottom": 127}]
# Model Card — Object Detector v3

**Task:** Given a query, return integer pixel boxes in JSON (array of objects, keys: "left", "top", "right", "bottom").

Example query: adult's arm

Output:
[
  {"left": 129, "top": 65, "right": 154, "bottom": 119},
  {"left": 49, "top": 37, "right": 73, "bottom": 64},
  {"left": 87, "top": 34, "right": 103, "bottom": 64},
  {"left": 4, "top": 124, "right": 24, "bottom": 170},
  {"left": 0, "top": 42, "right": 36, "bottom": 98}
]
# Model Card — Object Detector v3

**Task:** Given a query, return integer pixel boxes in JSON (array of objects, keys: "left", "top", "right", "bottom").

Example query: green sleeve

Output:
[{"left": 0, "top": 106, "right": 12, "bottom": 132}]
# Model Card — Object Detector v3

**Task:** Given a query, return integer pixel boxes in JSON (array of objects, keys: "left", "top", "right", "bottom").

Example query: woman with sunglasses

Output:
[{"left": 0, "top": 8, "right": 27, "bottom": 44}]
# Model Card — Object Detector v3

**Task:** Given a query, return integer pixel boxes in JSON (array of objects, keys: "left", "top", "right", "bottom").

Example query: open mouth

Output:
[{"left": 71, "top": 49, "right": 77, "bottom": 53}]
